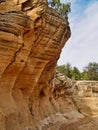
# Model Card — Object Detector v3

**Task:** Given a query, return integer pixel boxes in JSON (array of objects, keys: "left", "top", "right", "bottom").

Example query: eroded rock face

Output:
[
  {"left": 0, "top": 0, "right": 72, "bottom": 130},
  {"left": 59, "top": 81, "right": 98, "bottom": 130},
  {"left": 73, "top": 81, "right": 98, "bottom": 116}
]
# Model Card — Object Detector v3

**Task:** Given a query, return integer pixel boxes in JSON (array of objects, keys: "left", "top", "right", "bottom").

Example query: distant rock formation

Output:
[
  {"left": 61, "top": 81, "right": 98, "bottom": 130},
  {"left": 73, "top": 81, "right": 98, "bottom": 116}
]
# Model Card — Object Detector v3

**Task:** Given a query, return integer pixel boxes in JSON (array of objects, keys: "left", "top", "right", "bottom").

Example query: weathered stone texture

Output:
[
  {"left": 73, "top": 81, "right": 98, "bottom": 117},
  {"left": 0, "top": 0, "right": 71, "bottom": 130}
]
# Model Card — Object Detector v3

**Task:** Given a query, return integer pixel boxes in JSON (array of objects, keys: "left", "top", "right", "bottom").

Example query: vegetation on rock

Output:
[{"left": 48, "top": 0, "right": 71, "bottom": 20}]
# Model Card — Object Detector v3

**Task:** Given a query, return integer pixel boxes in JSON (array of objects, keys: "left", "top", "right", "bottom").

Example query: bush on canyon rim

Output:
[{"left": 48, "top": 0, "right": 71, "bottom": 20}]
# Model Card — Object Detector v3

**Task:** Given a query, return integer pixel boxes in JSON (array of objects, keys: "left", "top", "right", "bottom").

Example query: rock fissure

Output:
[{"left": 3, "top": 39, "right": 24, "bottom": 72}]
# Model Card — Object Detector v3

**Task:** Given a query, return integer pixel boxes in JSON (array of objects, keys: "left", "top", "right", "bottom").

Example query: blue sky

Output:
[{"left": 58, "top": 0, "right": 98, "bottom": 71}]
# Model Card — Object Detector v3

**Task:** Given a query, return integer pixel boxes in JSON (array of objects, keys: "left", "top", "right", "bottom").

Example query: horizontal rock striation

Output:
[
  {"left": 0, "top": 0, "right": 72, "bottom": 130},
  {"left": 73, "top": 81, "right": 98, "bottom": 117}
]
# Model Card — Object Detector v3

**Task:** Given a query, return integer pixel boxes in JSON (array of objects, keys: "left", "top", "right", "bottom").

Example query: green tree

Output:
[
  {"left": 50, "top": 0, "right": 71, "bottom": 20},
  {"left": 83, "top": 62, "right": 98, "bottom": 80},
  {"left": 59, "top": 3, "right": 71, "bottom": 19},
  {"left": 57, "top": 62, "right": 98, "bottom": 81},
  {"left": 56, "top": 65, "right": 66, "bottom": 74},
  {"left": 71, "top": 67, "right": 81, "bottom": 80},
  {"left": 56, "top": 63, "right": 72, "bottom": 78},
  {"left": 64, "top": 63, "right": 72, "bottom": 78},
  {"left": 51, "top": 0, "right": 60, "bottom": 8},
  {"left": 81, "top": 71, "right": 89, "bottom": 80}
]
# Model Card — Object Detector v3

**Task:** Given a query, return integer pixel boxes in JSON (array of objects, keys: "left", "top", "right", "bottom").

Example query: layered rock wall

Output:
[
  {"left": 73, "top": 81, "right": 98, "bottom": 117},
  {"left": 0, "top": 0, "right": 72, "bottom": 130},
  {"left": 61, "top": 81, "right": 98, "bottom": 130}
]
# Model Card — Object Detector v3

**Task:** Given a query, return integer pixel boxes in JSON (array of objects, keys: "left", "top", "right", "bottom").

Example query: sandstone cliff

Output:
[{"left": 0, "top": 0, "right": 72, "bottom": 130}]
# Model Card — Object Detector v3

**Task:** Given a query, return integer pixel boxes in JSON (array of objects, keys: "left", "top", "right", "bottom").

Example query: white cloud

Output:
[{"left": 58, "top": 1, "right": 98, "bottom": 71}]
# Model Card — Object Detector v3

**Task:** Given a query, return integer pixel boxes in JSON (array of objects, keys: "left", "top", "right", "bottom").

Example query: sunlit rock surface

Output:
[
  {"left": 0, "top": 0, "right": 71, "bottom": 129},
  {"left": 73, "top": 81, "right": 98, "bottom": 116}
]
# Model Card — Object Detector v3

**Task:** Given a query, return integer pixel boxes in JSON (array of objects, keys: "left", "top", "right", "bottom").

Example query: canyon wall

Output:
[{"left": 0, "top": 0, "right": 72, "bottom": 130}]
